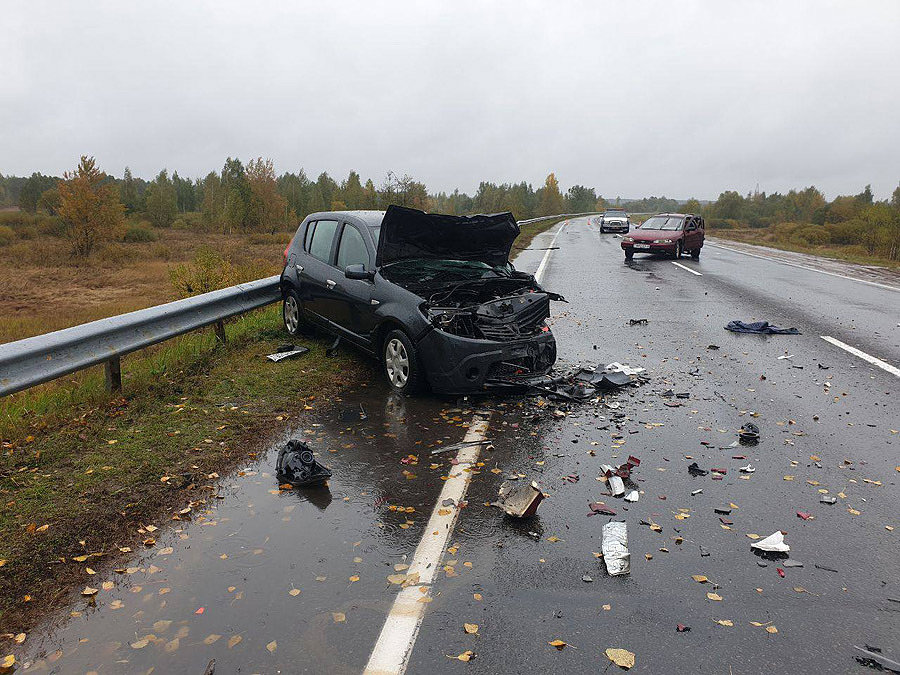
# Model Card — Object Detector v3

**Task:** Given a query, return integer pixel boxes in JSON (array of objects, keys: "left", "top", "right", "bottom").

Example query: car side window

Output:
[
  {"left": 308, "top": 219, "right": 339, "bottom": 262},
  {"left": 336, "top": 224, "right": 369, "bottom": 270},
  {"left": 303, "top": 221, "right": 316, "bottom": 252}
]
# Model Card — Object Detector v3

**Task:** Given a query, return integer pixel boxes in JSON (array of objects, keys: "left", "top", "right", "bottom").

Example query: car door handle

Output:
[
  {"left": 295, "top": 264, "right": 303, "bottom": 273},
  {"left": 326, "top": 279, "right": 336, "bottom": 289}
]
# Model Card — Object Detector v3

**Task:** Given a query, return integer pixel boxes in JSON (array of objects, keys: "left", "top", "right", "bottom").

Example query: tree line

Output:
[{"left": 1, "top": 158, "right": 898, "bottom": 260}]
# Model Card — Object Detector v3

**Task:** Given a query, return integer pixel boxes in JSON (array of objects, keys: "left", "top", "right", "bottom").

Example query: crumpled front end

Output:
[
  {"left": 417, "top": 328, "right": 557, "bottom": 394},
  {"left": 415, "top": 283, "right": 559, "bottom": 393}
]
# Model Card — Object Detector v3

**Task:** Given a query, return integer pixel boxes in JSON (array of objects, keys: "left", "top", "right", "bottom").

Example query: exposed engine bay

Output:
[{"left": 383, "top": 261, "right": 563, "bottom": 343}]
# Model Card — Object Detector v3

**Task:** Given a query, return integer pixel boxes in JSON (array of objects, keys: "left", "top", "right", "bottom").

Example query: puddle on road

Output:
[{"left": 15, "top": 387, "right": 486, "bottom": 674}]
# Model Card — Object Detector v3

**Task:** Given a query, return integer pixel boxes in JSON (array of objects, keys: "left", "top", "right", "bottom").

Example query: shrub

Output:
[
  {"left": 123, "top": 225, "right": 159, "bottom": 243},
  {"left": 150, "top": 243, "right": 171, "bottom": 260},
  {"left": 170, "top": 247, "right": 235, "bottom": 297},
  {"left": 15, "top": 225, "right": 37, "bottom": 240},
  {"left": 0, "top": 225, "right": 15, "bottom": 246},
  {"left": 247, "top": 232, "right": 291, "bottom": 246},
  {"left": 790, "top": 226, "right": 831, "bottom": 246},
  {"left": 37, "top": 216, "right": 67, "bottom": 238},
  {"left": 707, "top": 218, "right": 738, "bottom": 230}
]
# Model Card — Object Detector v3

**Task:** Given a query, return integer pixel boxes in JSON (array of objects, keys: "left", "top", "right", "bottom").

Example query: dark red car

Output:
[{"left": 621, "top": 213, "right": 705, "bottom": 260}]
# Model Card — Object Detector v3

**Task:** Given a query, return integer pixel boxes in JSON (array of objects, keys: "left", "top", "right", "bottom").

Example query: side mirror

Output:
[{"left": 345, "top": 264, "right": 374, "bottom": 281}]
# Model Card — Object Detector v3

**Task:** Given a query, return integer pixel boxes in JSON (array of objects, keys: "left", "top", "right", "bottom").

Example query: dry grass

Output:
[{"left": 0, "top": 227, "right": 288, "bottom": 343}]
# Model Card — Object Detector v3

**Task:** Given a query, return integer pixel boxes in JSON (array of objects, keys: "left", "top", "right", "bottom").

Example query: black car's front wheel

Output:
[{"left": 383, "top": 329, "right": 426, "bottom": 395}]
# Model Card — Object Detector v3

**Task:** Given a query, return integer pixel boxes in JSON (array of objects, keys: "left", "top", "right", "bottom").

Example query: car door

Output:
[
  {"left": 298, "top": 218, "right": 341, "bottom": 326},
  {"left": 330, "top": 221, "right": 378, "bottom": 347},
  {"left": 684, "top": 216, "right": 700, "bottom": 250}
]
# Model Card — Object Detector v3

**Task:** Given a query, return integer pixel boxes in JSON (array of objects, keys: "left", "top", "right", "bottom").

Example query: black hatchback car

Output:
[{"left": 279, "top": 205, "right": 562, "bottom": 395}]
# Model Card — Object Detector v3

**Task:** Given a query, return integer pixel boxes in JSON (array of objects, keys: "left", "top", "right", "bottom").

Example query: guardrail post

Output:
[
  {"left": 104, "top": 356, "right": 122, "bottom": 393},
  {"left": 214, "top": 320, "right": 226, "bottom": 344}
]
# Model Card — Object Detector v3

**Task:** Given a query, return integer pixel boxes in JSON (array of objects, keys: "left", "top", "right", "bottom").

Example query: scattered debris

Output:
[
  {"left": 739, "top": 422, "right": 760, "bottom": 443},
  {"left": 628, "top": 318, "right": 649, "bottom": 326},
  {"left": 725, "top": 320, "right": 801, "bottom": 335},
  {"left": 587, "top": 502, "right": 617, "bottom": 517},
  {"left": 582, "top": 574, "right": 594, "bottom": 583},
  {"left": 430, "top": 439, "right": 493, "bottom": 456},
  {"left": 676, "top": 624, "right": 691, "bottom": 632},
  {"left": 325, "top": 335, "right": 342, "bottom": 357},
  {"left": 691, "top": 489, "right": 703, "bottom": 496},
  {"left": 751, "top": 531, "right": 790, "bottom": 553},
  {"left": 602, "top": 521, "right": 630, "bottom": 576},
  {"left": 265, "top": 345, "right": 309, "bottom": 362},
  {"left": 624, "top": 490, "right": 639, "bottom": 503},
  {"left": 707, "top": 345, "right": 720, "bottom": 350},
  {"left": 739, "top": 464, "right": 756, "bottom": 473},
  {"left": 494, "top": 480, "right": 544, "bottom": 518},
  {"left": 608, "top": 475, "right": 626, "bottom": 497},
  {"left": 275, "top": 440, "right": 332, "bottom": 487},
  {"left": 820, "top": 496, "right": 837, "bottom": 505},
  {"left": 688, "top": 462, "right": 708, "bottom": 477},
  {"left": 854, "top": 645, "right": 900, "bottom": 673},
  {"left": 605, "top": 362, "right": 646, "bottom": 376}
]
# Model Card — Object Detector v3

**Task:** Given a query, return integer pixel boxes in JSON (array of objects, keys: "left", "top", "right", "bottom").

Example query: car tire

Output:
[
  {"left": 383, "top": 329, "right": 426, "bottom": 395},
  {"left": 282, "top": 288, "right": 306, "bottom": 337},
  {"left": 624, "top": 249, "right": 634, "bottom": 260},
  {"left": 691, "top": 248, "right": 701, "bottom": 260}
]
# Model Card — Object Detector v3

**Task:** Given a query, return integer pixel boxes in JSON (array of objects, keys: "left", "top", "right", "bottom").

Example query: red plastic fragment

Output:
[
  {"left": 676, "top": 623, "right": 691, "bottom": 632},
  {"left": 777, "top": 568, "right": 785, "bottom": 578},
  {"left": 627, "top": 455, "right": 641, "bottom": 467},
  {"left": 797, "top": 511, "right": 812, "bottom": 520},
  {"left": 195, "top": 607, "right": 205, "bottom": 614},
  {"left": 711, "top": 468, "right": 727, "bottom": 475}
]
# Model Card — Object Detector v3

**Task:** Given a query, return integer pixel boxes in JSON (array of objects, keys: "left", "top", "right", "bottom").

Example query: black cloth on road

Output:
[{"left": 725, "top": 320, "right": 800, "bottom": 335}]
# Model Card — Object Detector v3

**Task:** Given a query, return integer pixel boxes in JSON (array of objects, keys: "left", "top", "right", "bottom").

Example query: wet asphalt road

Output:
[{"left": 16, "top": 218, "right": 900, "bottom": 674}]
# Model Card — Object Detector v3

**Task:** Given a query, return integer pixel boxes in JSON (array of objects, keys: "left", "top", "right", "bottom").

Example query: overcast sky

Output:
[{"left": 3, "top": 1, "right": 899, "bottom": 200}]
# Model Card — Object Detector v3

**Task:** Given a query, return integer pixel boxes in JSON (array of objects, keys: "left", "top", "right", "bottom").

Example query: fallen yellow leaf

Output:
[
  {"left": 605, "top": 647, "right": 635, "bottom": 669},
  {"left": 766, "top": 625, "right": 778, "bottom": 634},
  {"left": 473, "top": 593, "right": 483, "bottom": 601},
  {"left": 548, "top": 639, "right": 567, "bottom": 650},
  {"left": 714, "top": 619, "right": 734, "bottom": 627},
  {"left": 289, "top": 588, "right": 301, "bottom": 597},
  {"left": 692, "top": 575, "right": 709, "bottom": 583},
  {"left": 203, "top": 634, "right": 222, "bottom": 645},
  {"left": 464, "top": 623, "right": 479, "bottom": 634},
  {"left": 130, "top": 639, "right": 148, "bottom": 649},
  {"left": 228, "top": 635, "right": 242, "bottom": 649},
  {"left": 266, "top": 640, "right": 277, "bottom": 652},
  {"left": 333, "top": 612, "right": 346, "bottom": 623},
  {"left": 349, "top": 575, "right": 359, "bottom": 583}
]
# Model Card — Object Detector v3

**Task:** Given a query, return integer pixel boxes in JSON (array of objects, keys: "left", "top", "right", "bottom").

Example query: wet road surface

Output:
[{"left": 14, "top": 218, "right": 900, "bottom": 674}]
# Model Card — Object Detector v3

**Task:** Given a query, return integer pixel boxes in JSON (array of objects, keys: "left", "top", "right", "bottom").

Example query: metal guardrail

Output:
[
  {"left": 0, "top": 212, "right": 603, "bottom": 399},
  {"left": 0, "top": 275, "right": 281, "bottom": 397}
]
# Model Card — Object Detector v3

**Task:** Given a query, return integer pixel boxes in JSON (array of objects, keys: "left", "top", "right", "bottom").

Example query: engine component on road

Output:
[{"left": 275, "top": 439, "right": 332, "bottom": 487}]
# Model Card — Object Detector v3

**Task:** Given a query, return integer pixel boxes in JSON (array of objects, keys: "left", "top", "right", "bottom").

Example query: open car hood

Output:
[{"left": 376, "top": 205, "right": 520, "bottom": 268}]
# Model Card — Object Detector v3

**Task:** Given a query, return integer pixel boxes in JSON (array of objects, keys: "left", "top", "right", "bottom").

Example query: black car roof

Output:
[{"left": 305, "top": 210, "right": 386, "bottom": 227}]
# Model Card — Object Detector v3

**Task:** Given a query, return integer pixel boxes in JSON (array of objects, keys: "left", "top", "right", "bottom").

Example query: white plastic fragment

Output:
[
  {"left": 602, "top": 521, "right": 630, "bottom": 576},
  {"left": 751, "top": 531, "right": 790, "bottom": 553},
  {"left": 605, "top": 362, "right": 645, "bottom": 376},
  {"left": 739, "top": 464, "right": 756, "bottom": 473},
  {"left": 624, "top": 490, "right": 639, "bottom": 503},
  {"left": 691, "top": 489, "right": 703, "bottom": 496},
  {"left": 608, "top": 475, "right": 626, "bottom": 497},
  {"left": 266, "top": 347, "right": 310, "bottom": 362}
]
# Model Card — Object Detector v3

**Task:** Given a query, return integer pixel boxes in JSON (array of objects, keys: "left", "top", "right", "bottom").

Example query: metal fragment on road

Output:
[
  {"left": 821, "top": 496, "right": 837, "bottom": 504},
  {"left": 495, "top": 480, "right": 544, "bottom": 518},
  {"left": 602, "top": 521, "right": 630, "bottom": 576},
  {"left": 265, "top": 346, "right": 310, "bottom": 362},
  {"left": 624, "top": 490, "right": 639, "bottom": 502},
  {"left": 691, "top": 489, "right": 703, "bottom": 496},
  {"left": 430, "top": 439, "right": 493, "bottom": 456}
]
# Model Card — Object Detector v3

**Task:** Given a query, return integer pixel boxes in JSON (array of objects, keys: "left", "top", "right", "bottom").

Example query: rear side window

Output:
[
  {"left": 308, "top": 219, "right": 339, "bottom": 262},
  {"left": 303, "top": 221, "right": 316, "bottom": 251},
  {"left": 336, "top": 225, "right": 369, "bottom": 269}
]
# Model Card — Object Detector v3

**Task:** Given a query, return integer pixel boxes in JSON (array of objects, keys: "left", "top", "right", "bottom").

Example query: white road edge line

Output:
[
  {"left": 534, "top": 219, "right": 568, "bottom": 284},
  {"left": 708, "top": 241, "right": 900, "bottom": 293},
  {"left": 820, "top": 336, "right": 900, "bottom": 378},
  {"left": 363, "top": 416, "right": 491, "bottom": 675},
  {"left": 671, "top": 261, "right": 703, "bottom": 276}
]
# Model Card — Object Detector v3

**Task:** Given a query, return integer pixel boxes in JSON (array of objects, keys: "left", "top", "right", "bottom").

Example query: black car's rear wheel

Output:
[
  {"left": 383, "top": 329, "right": 426, "bottom": 395},
  {"left": 282, "top": 289, "right": 304, "bottom": 336}
]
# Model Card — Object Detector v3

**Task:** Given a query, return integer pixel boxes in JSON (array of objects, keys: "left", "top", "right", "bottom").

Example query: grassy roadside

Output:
[
  {"left": 513, "top": 215, "right": 585, "bottom": 253},
  {"left": 0, "top": 305, "right": 369, "bottom": 633},
  {"left": 709, "top": 229, "right": 900, "bottom": 269}
]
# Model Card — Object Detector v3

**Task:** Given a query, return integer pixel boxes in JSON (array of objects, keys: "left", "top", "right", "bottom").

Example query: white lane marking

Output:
[
  {"left": 671, "top": 261, "right": 703, "bottom": 276},
  {"left": 708, "top": 242, "right": 900, "bottom": 293},
  {"left": 534, "top": 220, "right": 568, "bottom": 283},
  {"left": 363, "top": 416, "right": 491, "bottom": 675},
  {"left": 820, "top": 336, "right": 900, "bottom": 378}
]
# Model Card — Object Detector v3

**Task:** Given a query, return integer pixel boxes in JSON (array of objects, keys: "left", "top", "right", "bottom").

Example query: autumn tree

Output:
[
  {"left": 246, "top": 157, "right": 287, "bottom": 233},
  {"left": 57, "top": 156, "right": 125, "bottom": 257},
  {"left": 19, "top": 172, "right": 57, "bottom": 213},
  {"left": 144, "top": 169, "right": 178, "bottom": 227},
  {"left": 120, "top": 166, "right": 140, "bottom": 213},
  {"left": 537, "top": 173, "right": 565, "bottom": 216}
]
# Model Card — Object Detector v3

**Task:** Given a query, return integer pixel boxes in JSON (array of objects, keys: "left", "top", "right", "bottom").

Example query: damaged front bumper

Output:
[{"left": 416, "top": 328, "right": 557, "bottom": 394}]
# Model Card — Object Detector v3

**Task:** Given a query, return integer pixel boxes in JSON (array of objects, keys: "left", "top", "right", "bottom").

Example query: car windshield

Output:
[
  {"left": 383, "top": 258, "right": 512, "bottom": 282},
  {"left": 638, "top": 216, "right": 683, "bottom": 231}
]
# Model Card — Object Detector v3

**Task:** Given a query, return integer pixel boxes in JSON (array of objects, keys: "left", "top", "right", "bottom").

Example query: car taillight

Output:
[{"left": 283, "top": 240, "right": 292, "bottom": 267}]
